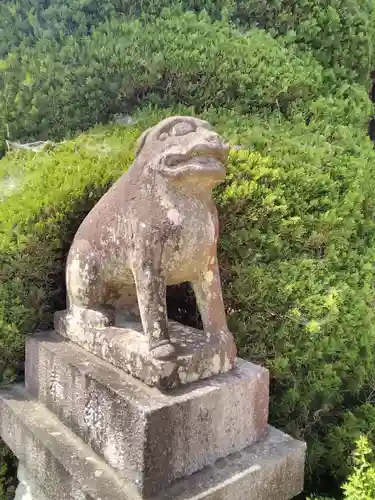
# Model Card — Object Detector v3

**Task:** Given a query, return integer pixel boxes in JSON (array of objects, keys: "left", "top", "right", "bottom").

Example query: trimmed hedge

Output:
[
  {"left": 1, "top": 1, "right": 374, "bottom": 84},
  {"left": 227, "top": 0, "right": 375, "bottom": 84},
  {"left": 2, "top": 6, "right": 372, "bottom": 153},
  {"left": 0, "top": 11, "right": 324, "bottom": 153},
  {"left": 2, "top": 104, "right": 375, "bottom": 495}
]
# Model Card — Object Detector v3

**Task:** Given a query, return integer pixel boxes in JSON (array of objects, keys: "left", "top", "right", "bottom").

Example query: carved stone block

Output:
[{"left": 26, "top": 331, "right": 269, "bottom": 497}]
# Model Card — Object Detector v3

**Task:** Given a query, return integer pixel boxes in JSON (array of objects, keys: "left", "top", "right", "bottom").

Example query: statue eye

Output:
[{"left": 171, "top": 122, "right": 194, "bottom": 136}]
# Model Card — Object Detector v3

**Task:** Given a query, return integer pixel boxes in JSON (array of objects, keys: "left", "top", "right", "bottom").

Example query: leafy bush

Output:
[
  {"left": 342, "top": 436, "right": 375, "bottom": 499},
  {"left": 226, "top": 0, "right": 375, "bottom": 84},
  {"left": 0, "top": 11, "right": 324, "bottom": 152},
  {"left": 209, "top": 113, "right": 375, "bottom": 459},
  {"left": 309, "top": 436, "right": 375, "bottom": 499},
  {"left": 1, "top": 0, "right": 374, "bottom": 86},
  {"left": 0, "top": 0, "right": 125, "bottom": 58},
  {"left": 315, "top": 404, "right": 375, "bottom": 483},
  {"left": 1, "top": 2, "right": 375, "bottom": 498},
  {"left": 0, "top": 0, "right": 207, "bottom": 58}
]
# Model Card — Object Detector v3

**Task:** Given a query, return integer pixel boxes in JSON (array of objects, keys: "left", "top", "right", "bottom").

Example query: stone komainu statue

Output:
[{"left": 66, "top": 116, "right": 236, "bottom": 360}]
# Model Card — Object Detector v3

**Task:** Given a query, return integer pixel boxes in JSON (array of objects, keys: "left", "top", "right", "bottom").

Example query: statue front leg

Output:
[
  {"left": 192, "top": 255, "right": 237, "bottom": 361},
  {"left": 132, "top": 239, "right": 176, "bottom": 360}
]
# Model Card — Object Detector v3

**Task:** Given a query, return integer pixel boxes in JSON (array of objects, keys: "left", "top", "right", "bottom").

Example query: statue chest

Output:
[{"left": 163, "top": 203, "right": 218, "bottom": 281}]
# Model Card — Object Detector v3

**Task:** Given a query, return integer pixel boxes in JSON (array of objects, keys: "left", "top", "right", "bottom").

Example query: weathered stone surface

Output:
[
  {"left": 0, "top": 386, "right": 137, "bottom": 500},
  {"left": 14, "top": 464, "right": 48, "bottom": 500},
  {"left": 1, "top": 385, "right": 305, "bottom": 500},
  {"left": 55, "top": 310, "right": 234, "bottom": 388},
  {"left": 64, "top": 115, "right": 237, "bottom": 364},
  {"left": 162, "top": 426, "right": 306, "bottom": 500},
  {"left": 26, "top": 331, "right": 269, "bottom": 497}
]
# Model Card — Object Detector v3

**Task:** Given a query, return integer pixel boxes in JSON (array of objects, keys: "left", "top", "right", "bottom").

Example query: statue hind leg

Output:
[{"left": 66, "top": 239, "right": 115, "bottom": 328}]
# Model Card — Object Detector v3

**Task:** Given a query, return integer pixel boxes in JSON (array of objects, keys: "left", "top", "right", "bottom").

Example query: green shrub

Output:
[
  {"left": 308, "top": 436, "right": 375, "bottom": 499},
  {"left": 0, "top": 440, "right": 16, "bottom": 500},
  {"left": 316, "top": 404, "right": 375, "bottom": 483},
  {"left": 342, "top": 436, "right": 375, "bottom": 499},
  {"left": 0, "top": 0, "right": 199, "bottom": 58},
  {"left": 1, "top": 2, "right": 375, "bottom": 499},
  {"left": 0, "top": 11, "right": 324, "bottom": 152},
  {"left": 224, "top": 0, "right": 375, "bottom": 84},
  {"left": 209, "top": 113, "right": 375, "bottom": 447},
  {"left": 0, "top": 0, "right": 122, "bottom": 58},
  {"left": 1, "top": 0, "right": 374, "bottom": 86}
]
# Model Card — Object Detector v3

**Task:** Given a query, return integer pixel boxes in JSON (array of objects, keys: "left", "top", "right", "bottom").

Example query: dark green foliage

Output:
[
  {"left": 0, "top": 11, "right": 323, "bottom": 152},
  {"left": 0, "top": 0, "right": 123, "bottom": 58},
  {"left": 227, "top": 0, "right": 375, "bottom": 84},
  {"left": 309, "top": 436, "right": 375, "bottom": 499},
  {"left": 319, "top": 404, "right": 375, "bottom": 482},
  {"left": 1, "top": 0, "right": 374, "bottom": 85},
  {"left": 0, "top": 0, "right": 232, "bottom": 59},
  {"left": 0, "top": 440, "right": 16, "bottom": 500}
]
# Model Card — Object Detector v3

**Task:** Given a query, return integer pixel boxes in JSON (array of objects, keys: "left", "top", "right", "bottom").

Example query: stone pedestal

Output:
[{"left": 0, "top": 325, "right": 306, "bottom": 500}]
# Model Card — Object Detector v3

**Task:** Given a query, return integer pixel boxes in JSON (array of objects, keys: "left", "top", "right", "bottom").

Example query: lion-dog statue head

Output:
[{"left": 132, "top": 116, "right": 229, "bottom": 185}]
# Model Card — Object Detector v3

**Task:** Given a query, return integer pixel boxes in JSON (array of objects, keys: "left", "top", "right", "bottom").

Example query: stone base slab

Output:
[
  {"left": 54, "top": 310, "right": 235, "bottom": 389},
  {"left": 26, "top": 331, "right": 269, "bottom": 497},
  {"left": 0, "top": 386, "right": 137, "bottom": 500},
  {"left": 0, "top": 385, "right": 306, "bottom": 500}
]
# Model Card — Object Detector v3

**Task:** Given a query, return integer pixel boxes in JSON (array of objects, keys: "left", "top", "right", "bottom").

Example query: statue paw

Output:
[
  {"left": 69, "top": 305, "right": 114, "bottom": 329},
  {"left": 206, "top": 329, "right": 237, "bottom": 363},
  {"left": 150, "top": 341, "right": 176, "bottom": 360}
]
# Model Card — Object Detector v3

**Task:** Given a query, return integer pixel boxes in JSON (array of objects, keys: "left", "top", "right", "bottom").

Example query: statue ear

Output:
[{"left": 134, "top": 127, "right": 152, "bottom": 157}]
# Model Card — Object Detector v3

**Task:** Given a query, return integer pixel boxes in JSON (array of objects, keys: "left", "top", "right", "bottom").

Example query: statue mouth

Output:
[{"left": 162, "top": 144, "right": 228, "bottom": 181}]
